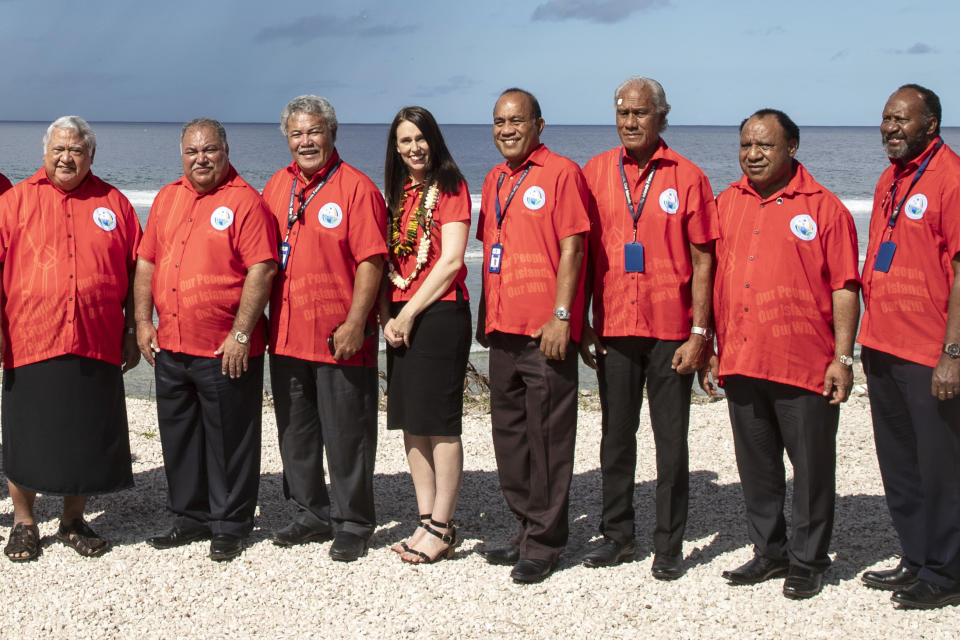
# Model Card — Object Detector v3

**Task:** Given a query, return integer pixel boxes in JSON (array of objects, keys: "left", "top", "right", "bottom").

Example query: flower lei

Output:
[{"left": 387, "top": 182, "right": 440, "bottom": 290}]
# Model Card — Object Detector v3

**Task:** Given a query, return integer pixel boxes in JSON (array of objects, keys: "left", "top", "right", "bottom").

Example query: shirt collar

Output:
[
  {"left": 290, "top": 149, "right": 341, "bottom": 187},
  {"left": 891, "top": 136, "right": 942, "bottom": 178},
  {"left": 28, "top": 167, "right": 95, "bottom": 195},
  {"left": 730, "top": 160, "right": 822, "bottom": 202},
  {"left": 499, "top": 143, "right": 548, "bottom": 175}
]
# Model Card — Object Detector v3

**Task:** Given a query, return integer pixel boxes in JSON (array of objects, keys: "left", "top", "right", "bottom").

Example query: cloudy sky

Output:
[{"left": 1, "top": 0, "right": 956, "bottom": 125}]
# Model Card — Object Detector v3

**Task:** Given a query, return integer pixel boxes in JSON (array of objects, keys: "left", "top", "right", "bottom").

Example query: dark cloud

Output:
[
  {"left": 255, "top": 13, "right": 411, "bottom": 44},
  {"left": 886, "top": 42, "right": 938, "bottom": 55},
  {"left": 531, "top": 0, "right": 668, "bottom": 24},
  {"left": 413, "top": 75, "right": 477, "bottom": 98},
  {"left": 743, "top": 25, "right": 785, "bottom": 36},
  {"left": 829, "top": 49, "right": 849, "bottom": 61}
]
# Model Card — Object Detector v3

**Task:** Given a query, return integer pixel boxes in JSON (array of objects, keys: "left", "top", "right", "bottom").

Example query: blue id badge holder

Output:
[
  {"left": 279, "top": 241, "right": 292, "bottom": 271},
  {"left": 489, "top": 243, "right": 503, "bottom": 274},
  {"left": 874, "top": 241, "right": 896, "bottom": 273},
  {"left": 624, "top": 242, "right": 645, "bottom": 273}
]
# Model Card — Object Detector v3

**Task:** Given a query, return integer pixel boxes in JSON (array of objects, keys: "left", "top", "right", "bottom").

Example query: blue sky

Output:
[{"left": 1, "top": 0, "right": 957, "bottom": 125}]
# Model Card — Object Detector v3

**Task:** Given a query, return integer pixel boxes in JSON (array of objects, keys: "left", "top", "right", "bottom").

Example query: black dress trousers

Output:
[
  {"left": 723, "top": 375, "right": 839, "bottom": 571},
  {"left": 596, "top": 336, "right": 693, "bottom": 556},
  {"left": 155, "top": 351, "right": 263, "bottom": 537},
  {"left": 862, "top": 347, "right": 960, "bottom": 589}
]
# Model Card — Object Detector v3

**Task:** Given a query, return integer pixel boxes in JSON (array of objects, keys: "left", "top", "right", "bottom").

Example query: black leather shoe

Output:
[
  {"left": 271, "top": 521, "right": 333, "bottom": 547},
  {"left": 722, "top": 554, "right": 790, "bottom": 585},
  {"left": 510, "top": 558, "right": 555, "bottom": 584},
  {"left": 782, "top": 566, "right": 824, "bottom": 599},
  {"left": 329, "top": 532, "right": 367, "bottom": 562},
  {"left": 861, "top": 564, "right": 918, "bottom": 591},
  {"left": 582, "top": 538, "right": 636, "bottom": 568},
  {"left": 651, "top": 553, "right": 685, "bottom": 580},
  {"left": 209, "top": 534, "right": 244, "bottom": 562},
  {"left": 147, "top": 526, "right": 210, "bottom": 550},
  {"left": 480, "top": 545, "right": 520, "bottom": 566},
  {"left": 892, "top": 580, "right": 960, "bottom": 609}
]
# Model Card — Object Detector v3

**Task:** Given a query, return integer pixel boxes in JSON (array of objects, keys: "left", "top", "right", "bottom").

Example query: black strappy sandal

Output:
[{"left": 401, "top": 518, "right": 458, "bottom": 564}]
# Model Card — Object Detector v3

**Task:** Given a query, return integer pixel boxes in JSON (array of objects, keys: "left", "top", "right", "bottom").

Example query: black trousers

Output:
[
  {"left": 155, "top": 352, "right": 263, "bottom": 537},
  {"left": 596, "top": 337, "right": 692, "bottom": 555},
  {"left": 724, "top": 375, "right": 838, "bottom": 570},
  {"left": 488, "top": 332, "right": 578, "bottom": 563},
  {"left": 270, "top": 354, "right": 378, "bottom": 538},
  {"left": 862, "top": 347, "right": 960, "bottom": 589}
]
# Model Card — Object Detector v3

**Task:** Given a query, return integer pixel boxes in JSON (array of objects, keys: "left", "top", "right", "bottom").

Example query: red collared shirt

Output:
[
  {"left": 477, "top": 144, "right": 590, "bottom": 341},
  {"left": 138, "top": 165, "right": 278, "bottom": 358},
  {"left": 262, "top": 154, "right": 387, "bottom": 366},
  {"left": 859, "top": 138, "right": 960, "bottom": 366},
  {"left": 0, "top": 169, "right": 141, "bottom": 368},
  {"left": 583, "top": 141, "right": 719, "bottom": 339},
  {"left": 388, "top": 179, "right": 471, "bottom": 303},
  {"left": 0, "top": 172, "right": 11, "bottom": 196},
  {"left": 714, "top": 162, "right": 861, "bottom": 393}
]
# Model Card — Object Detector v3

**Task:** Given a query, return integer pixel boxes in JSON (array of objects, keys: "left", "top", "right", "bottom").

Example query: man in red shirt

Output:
[
  {"left": 858, "top": 85, "right": 960, "bottom": 609},
  {"left": 703, "top": 109, "right": 860, "bottom": 599},
  {"left": 262, "top": 95, "right": 386, "bottom": 562},
  {"left": 135, "top": 118, "right": 278, "bottom": 562},
  {"left": 476, "top": 88, "right": 589, "bottom": 584},
  {"left": 579, "top": 77, "right": 718, "bottom": 579},
  {"left": 0, "top": 116, "right": 141, "bottom": 562}
]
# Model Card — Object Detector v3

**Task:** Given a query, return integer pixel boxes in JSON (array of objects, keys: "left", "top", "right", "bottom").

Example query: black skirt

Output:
[
  {"left": 386, "top": 297, "right": 471, "bottom": 436},
  {"left": 2, "top": 355, "right": 133, "bottom": 496}
]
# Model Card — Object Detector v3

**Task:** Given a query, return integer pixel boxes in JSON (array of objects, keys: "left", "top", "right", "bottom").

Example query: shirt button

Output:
[
  {"left": 175, "top": 263, "right": 179, "bottom": 268},
  {"left": 744, "top": 283, "right": 749, "bottom": 288},
  {"left": 68, "top": 253, "right": 73, "bottom": 258},
  {"left": 68, "top": 297, "right": 73, "bottom": 301},
  {"left": 749, "top": 256, "right": 754, "bottom": 260},
  {"left": 68, "top": 319, "right": 72, "bottom": 323},
  {"left": 744, "top": 307, "right": 749, "bottom": 311},
  {"left": 743, "top": 337, "right": 747, "bottom": 341},
  {"left": 776, "top": 197, "right": 783, "bottom": 205},
  {"left": 67, "top": 234, "right": 72, "bottom": 238},
  {"left": 66, "top": 213, "right": 71, "bottom": 217},
  {"left": 172, "top": 313, "right": 177, "bottom": 317},
  {"left": 760, "top": 204, "right": 765, "bottom": 208},
  {"left": 69, "top": 275, "right": 73, "bottom": 279},
  {"left": 188, "top": 218, "right": 192, "bottom": 222},
  {"left": 754, "top": 229, "right": 759, "bottom": 235},
  {"left": 172, "top": 288, "right": 176, "bottom": 292},
  {"left": 630, "top": 300, "right": 635, "bottom": 304}
]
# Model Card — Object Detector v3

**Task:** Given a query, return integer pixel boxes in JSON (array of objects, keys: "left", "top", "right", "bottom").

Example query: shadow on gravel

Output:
[{"left": 0, "top": 456, "right": 901, "bottom": 581}]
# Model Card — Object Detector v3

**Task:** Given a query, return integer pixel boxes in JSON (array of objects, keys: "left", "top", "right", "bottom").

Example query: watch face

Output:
[
  {"left": 947, "top": 344, "right": 960, "bottom": 358},
  {"left": 235, "top": 331, "right": 249, "bottom": 344}
]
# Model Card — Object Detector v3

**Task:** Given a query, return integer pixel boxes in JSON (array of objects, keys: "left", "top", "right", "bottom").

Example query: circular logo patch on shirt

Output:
[
  {"left": 522, "top": 186, "right": 546, "bottom": 211},
  {"left": 210, "top": 206, "right": 234, "bottom": 231},
  {"left": 789, "top": 214, "right": 818, "bottom": 241},
  {"left": 92, "top": 207, "right": 117, "bottom": 231},
  {"left": 659, "top": 188, "right": 679, "bottom": 214},
  {"left": 318, "top": 202, "right": 343, "bottom": 229},
  {"left": 904, "top": 193, "right": 928, "bottom": 220}
]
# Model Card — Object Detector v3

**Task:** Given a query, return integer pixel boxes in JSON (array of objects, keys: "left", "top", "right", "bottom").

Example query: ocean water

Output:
[{"left": 4, "top": 121, "right": 955, "bottom": 394}]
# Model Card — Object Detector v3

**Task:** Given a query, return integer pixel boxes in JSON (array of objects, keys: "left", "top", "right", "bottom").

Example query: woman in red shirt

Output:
[{"left": 380, "top": 106, "right": 471, "bottom": 563}]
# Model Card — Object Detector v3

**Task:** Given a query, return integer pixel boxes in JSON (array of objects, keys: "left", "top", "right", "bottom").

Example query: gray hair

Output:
[
  {"left": 43, "top": 116, "right": 96, "bottom": 155},
  {"left": 280, "top": 95, "right": 338, "bottom": 141},
  {"left": 181, "top": 118, "right": 228, "bottom": 147},
  {"left": 614, "top": 77, "right": 671, "bottom": 132}
]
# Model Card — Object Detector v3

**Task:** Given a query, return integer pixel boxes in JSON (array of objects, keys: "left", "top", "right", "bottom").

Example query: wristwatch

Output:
[
  {"left": 836, "top": 354, "right": 854, "bottom": 367},
  {"left": 944, "top": 343, "right": 960, "bottom": 359},
  {"left": 554, "top": 307, "right": 571, "bottom": 321},
  {"left": 690, "top": 326, "right": 713, "bottom": 340},
  {"left": 234, "top": 330, "right": 250, "bottom": 345}
]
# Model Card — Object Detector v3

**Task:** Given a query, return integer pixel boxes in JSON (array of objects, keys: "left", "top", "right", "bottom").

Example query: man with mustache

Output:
[
  {"left": 703, "top": 109, "right": 860, "bottom": 599},
  {"left": 578, "top": 77, "right": 718, "bottom": 579},
  {"left": 0, "top": 116, "right": 141, "bottom": 561},
  {"left": 476, "top": 88, "right": 590, "bottom": 583},
  {"left": 858, "top": 84, "right": 960, "bottom": 609},
  {"left": 261, "top": 96, "right": 386, "bottom": 562},
  {"left": 135, "top": 118, "right": 278, "bottom": 562}
]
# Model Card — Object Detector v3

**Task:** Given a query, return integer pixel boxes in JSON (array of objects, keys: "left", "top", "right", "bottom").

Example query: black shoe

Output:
[
  {"left": 271, "top": 521, "right": 333, "bottom": 547},
  {"left": 861, "top": 563, "right": 918, "bottom": 591},
  {"left": 581, "top": 538, "right": 636, "bottom": 568},
  {"left": 722, "top": 554, "right": 790, "bottom": 585},
  {"left": 782, "top": 566, "right": 824, "bottom": 599},
  {"left": 651, "top": 553, "right": 685, "bottom": 580},
  {"left": 329, "top": 531, "right": 367, "bottom": 562},
  {"left": 892, "top": 580, "right": 960, "bottom": 609},
  {"left": 209, "top": 534, "right": 244, "bottom": 562},
  {"left": 147, "top": 526, "right": 210, "bottom": 550},
  {"left": 480, "top": 545, "right": 520, "bottom": 566},
  {"left": 510, "top": 558, "right": 555, "bottom": 584}
]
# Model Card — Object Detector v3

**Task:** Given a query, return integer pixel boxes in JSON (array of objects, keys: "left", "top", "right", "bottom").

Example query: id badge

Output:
[
  {"left": 279, "top": 241, "right": 292, "bottom": 271},
  {"left": 874, "top": 241, "right": 896, "bottom": 273},
  {"left": 488, "top": 243, "right": 503, "bottom": 274},
  {"left": 624, "top": 242, "right": 645, "bottom": 273}
]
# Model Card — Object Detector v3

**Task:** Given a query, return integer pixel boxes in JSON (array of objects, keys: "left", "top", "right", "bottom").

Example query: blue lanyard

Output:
[
  {"left": 286, "top": 159, "right": 342, "bottom": 231},
  {"left": 494, "top": 165, "right": 531, "bottom": 229},
  {"left": 887, "top": 140, "right": 942, "bottom": 229},
  {"left": 618, "top": 149, "right": 658, "bottom": 235}
]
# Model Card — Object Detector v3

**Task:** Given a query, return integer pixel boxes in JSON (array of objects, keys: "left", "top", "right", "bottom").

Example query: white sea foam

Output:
[{"left": 122, "top": 189, "right": 159, "bottom": 208}]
